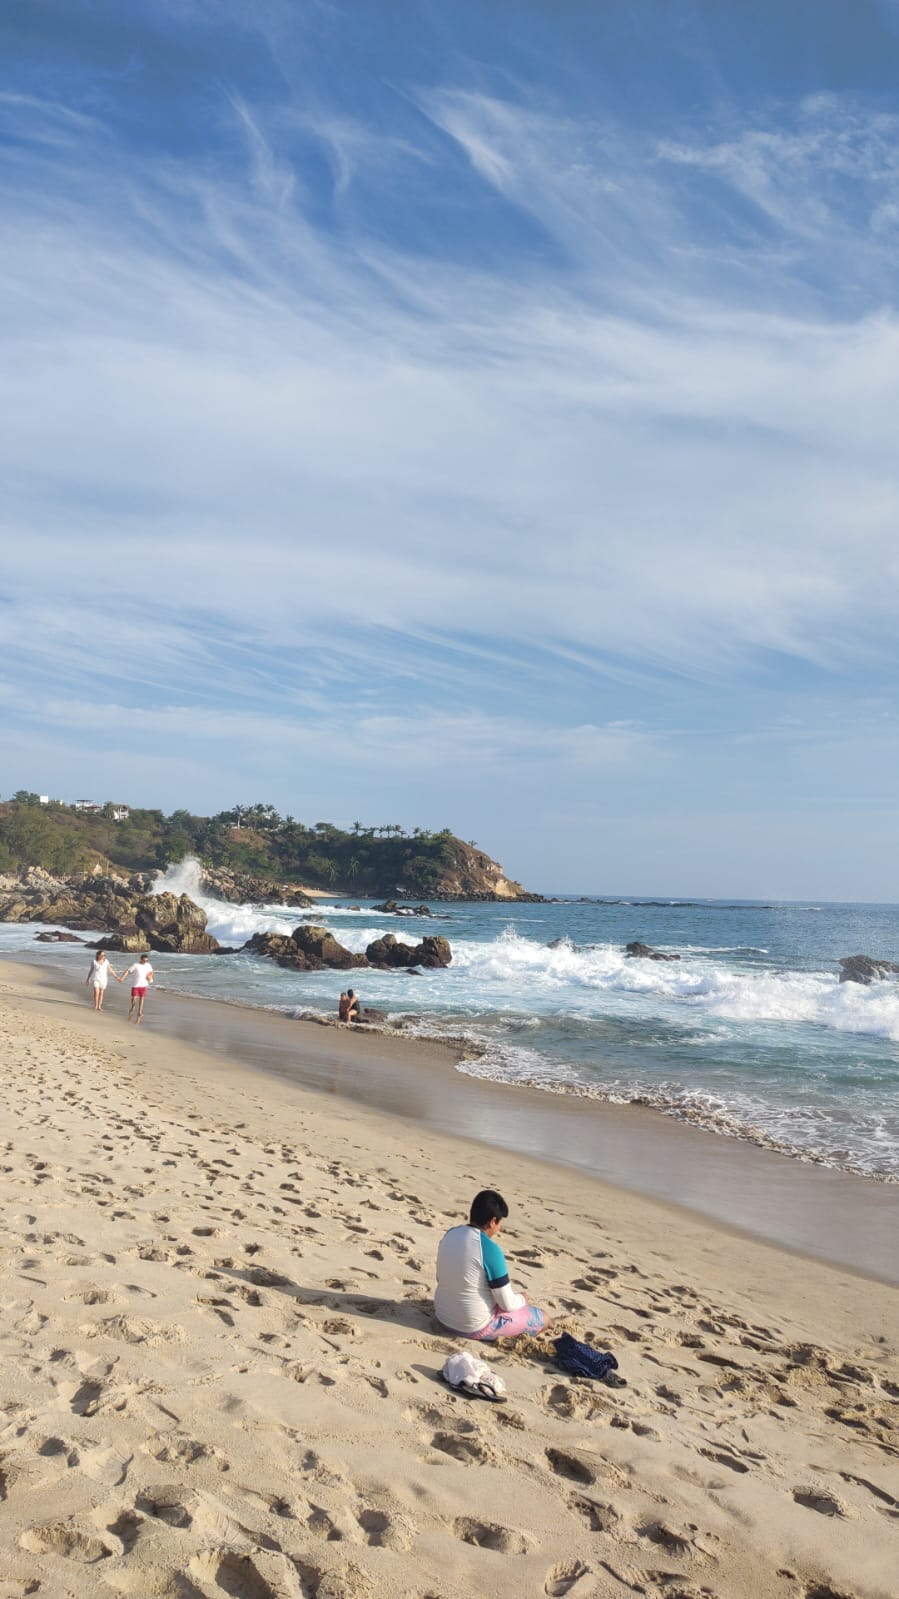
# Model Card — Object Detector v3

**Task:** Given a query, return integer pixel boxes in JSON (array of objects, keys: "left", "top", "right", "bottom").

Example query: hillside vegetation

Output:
[{"left": 0, "top": 795, "right": 534, "bottom": 900}]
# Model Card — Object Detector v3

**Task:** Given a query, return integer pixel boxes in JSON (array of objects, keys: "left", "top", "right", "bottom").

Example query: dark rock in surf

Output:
[
  {"left": 373, "top": 899, "right": 433, "bottom": 917},
  {"left": 135, "top": 890, "right": 220, "bottom": 953},
  {"left": 34, "top": 930, "right": 84, "bottom": 943},
  {"left": 625, "top": 941, "right": 680, "bottom": 962},
  {"left": 245, "top": 924, "right": 452, "bottom": 973},
  {"left": 364, "top": 933, "right": 452, "bottom": 969},
  {"left": 243, "top": 925, "right": 366, "bottom": 972},
  {"left": 838, "top": 954, "right": 899, "bottom": 985}
]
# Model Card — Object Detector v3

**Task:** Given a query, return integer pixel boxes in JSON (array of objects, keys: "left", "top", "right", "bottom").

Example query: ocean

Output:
[{"left": 4, "top": 856, "right": 899, "bottom": 1183}]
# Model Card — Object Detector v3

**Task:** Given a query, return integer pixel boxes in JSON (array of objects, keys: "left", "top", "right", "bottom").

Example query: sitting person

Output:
[
  {"left": 338, "top": 991, "right": 351, "bottom": 1022},
  {"left": 345, "top": 987, "right": 360, "bottom": 1022},
  {"left": 434, "top": 1188, "right": 549, "bottom": 1341}
]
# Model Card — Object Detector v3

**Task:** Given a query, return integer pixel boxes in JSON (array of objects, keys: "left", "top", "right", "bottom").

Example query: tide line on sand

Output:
[{"left": 0, "top": 964, "right": 897, "bottom": 1599}]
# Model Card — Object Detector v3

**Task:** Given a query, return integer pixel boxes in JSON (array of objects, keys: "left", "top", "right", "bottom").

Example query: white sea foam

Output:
[
  {"left": 6, "top": 872, "right": 899, "bottom": 1179},
  {"left": 146, "top": 875, "right": 899, "bottom": 1046},
  {"left": 444, "top": 927, "right": 899, "bottom": 1043}
]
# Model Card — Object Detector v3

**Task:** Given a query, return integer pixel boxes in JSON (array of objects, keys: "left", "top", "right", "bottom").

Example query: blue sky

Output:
[{"left": 2, "top": 1, "right": 899, "bottom": 898}]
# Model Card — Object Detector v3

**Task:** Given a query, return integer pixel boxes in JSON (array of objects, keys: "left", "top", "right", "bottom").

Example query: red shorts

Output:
[{"left": 131, "top": 986, "right": 148, "bottom": 997}]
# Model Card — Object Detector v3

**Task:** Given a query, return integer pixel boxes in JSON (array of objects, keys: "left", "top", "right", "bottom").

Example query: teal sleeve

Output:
[{"left": 480, "top": 1234, "right": 510, "bottom": 1288}]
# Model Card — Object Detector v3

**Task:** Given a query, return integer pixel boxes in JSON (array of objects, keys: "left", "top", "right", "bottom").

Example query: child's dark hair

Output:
[{"left": 469, "top": 1189, "right": 509, "bottom": 1229}]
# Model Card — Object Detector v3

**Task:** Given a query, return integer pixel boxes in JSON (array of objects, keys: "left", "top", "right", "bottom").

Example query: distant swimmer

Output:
[
  {"left": 85, "top": 948, "right": 120, "bottom": 1012},
  {"left": 121, "top": 953, "right": 154, "bottom": 1024}
]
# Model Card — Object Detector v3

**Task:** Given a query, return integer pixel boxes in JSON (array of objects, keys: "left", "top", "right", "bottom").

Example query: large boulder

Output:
[
  {"left": 245, "top": 924, "right": 452, "bottom": 972},
  {"left": 365, "top": 933, "right": 452, "bottom": 969},
  {"left": 838, "top": 954, "right": 899, "bottom": 985},
  {"left": 243, "top": 925, "right": 366, "bottom": 972},
  {"left": 135, "top": 891, "right": 220, "bottom": 953},
  {"left": 625, "top": 941, "right": 680, "bottom": 962},
  {"left": 291, "top": 925, "right": 367, "bottom": 969}
]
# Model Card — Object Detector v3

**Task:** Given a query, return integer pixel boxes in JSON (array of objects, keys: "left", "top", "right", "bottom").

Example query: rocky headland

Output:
[
  {"left": 0, "top": 869, "right": 455, "bottom": 971},
  {"left": 0, "top": 868, "right": 222, "bottom": 954}
]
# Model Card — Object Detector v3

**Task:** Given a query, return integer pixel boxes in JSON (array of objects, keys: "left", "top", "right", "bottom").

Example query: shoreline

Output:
[
  {"left": 0, "top": 959, "right": 896, "bottom": 1599},
  {"left": 7, "top": 954, "right": 899, "bottom": 1286}
]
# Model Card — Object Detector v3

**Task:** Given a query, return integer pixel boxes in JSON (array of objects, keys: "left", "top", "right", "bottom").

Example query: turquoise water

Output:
[{"left": 5, "top": 859, "right": 899, "bottom": 1180}]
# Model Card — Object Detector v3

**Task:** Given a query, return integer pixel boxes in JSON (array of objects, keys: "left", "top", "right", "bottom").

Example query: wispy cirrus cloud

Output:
[{"left": 2, "top": 2, "right": 899, "bottom": 891}]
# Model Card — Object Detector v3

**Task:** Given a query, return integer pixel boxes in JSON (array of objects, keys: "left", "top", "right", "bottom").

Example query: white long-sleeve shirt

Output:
[{"left": 434, "top": 1225, "right": 525, "bottom": 1333}]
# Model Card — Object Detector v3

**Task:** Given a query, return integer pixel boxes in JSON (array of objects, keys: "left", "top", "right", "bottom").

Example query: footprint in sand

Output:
[
  {"left": 355, "top": 1506, "right": 416, "bottom": 1550},
  {"left": 303, "top": 1503, "right": 347, "bottom": 1542},
  {"left": 567, "top": 1494, "right": 625, "bottom": 1535},
  {"left": 187, "top": 1549, "right": 293, "bottom": 1599},
  {"left": 541, "top": 1382, "right": 608, "bottom": 1421},
  {"left": 792, "top": 1486, "right": 850, "bottom": 1517},
  {"left": 545, "top": 1447, "right": 596, "bottom": 1485},
  {"left": 19, "top": 1521, "right": 113, "bottom": 1563},
  {"left": 430, "top": 1429, "right": 497, "bottom": 1465},
  {"left": 698, "top": 1445, "right": 751, "bottom": 1475},
  {"left": 453, "top": 1517, "right": 532, "bottom": 1554},
  {"left": 544, "top": 1559, "right": 591, "bottom": 1596},
  {"left": 638, "top": 1517, "right": 716, "bottom": 1561},
  {"left": 79, "top": 1441, "right": 133, "bottom": 1487}
]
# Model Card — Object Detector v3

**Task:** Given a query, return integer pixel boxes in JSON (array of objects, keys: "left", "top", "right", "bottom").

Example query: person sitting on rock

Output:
[
  {"left": 434, "top": 1189, "right": 549, "bottom": 1341},
  {"left": 338, "top": 991, "right": 350, "bottom": 1022},
  {"left": 345, "top": 988, "right": 360, "bottom": 1022}
]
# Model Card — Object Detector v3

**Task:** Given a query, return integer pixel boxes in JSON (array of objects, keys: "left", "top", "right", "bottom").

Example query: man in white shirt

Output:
[
  {"left": 122, "top": 953, "right": 154, "bottom": 1024},
  {"left": 434, "top": 1189, "right": 549, "bottom": 1341}
]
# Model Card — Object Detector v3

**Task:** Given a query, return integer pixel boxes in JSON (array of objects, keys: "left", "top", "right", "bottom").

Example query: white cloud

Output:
[{"left": 1, "top": 82, "right": 899, "bottom": 743}]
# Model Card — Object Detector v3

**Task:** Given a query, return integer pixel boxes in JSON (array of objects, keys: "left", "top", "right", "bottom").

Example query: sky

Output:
[{"left": 2, "top": 0, "right": 899, "bottom": 899}]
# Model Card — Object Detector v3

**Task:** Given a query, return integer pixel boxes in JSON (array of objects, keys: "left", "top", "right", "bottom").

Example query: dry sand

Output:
[{"left": 1, "top": 961, "right": 897, "bottom": 1599}]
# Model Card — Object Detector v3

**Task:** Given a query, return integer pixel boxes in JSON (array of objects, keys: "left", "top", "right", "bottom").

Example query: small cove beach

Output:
[{"left": 1, "top": 958, "right": 897, "bottom": 1599}]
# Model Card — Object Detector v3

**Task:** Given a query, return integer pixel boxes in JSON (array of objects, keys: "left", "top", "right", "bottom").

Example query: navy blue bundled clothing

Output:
[{"left": 553, "top": 1332, "right": 618, "bottom": 1381}]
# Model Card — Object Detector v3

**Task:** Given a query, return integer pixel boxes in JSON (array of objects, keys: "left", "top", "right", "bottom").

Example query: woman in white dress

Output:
[{"left": 85, "top": 949, "right": 120, "bottom": 1012}]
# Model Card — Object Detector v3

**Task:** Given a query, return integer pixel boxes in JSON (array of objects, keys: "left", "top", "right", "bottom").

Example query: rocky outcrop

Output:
[
  {"left": 135, "top": 891, "right": 220, "bottom": 953},
  {"left": 199, "top": 867, "right": 314, "bottom": 907},
  {"left": 393, "top": 838, "right": 542, "bottom": 902},
  {"left": 839, "top": 954, "right": 899, "bottom": 985},
  {"left": 364, "top": 933, "right": 452, "bottom": 969},
  {"left": 372, "top": 899, "right": 433, "bottom": 917},
  {"left": 625, "top": 941, "right": 680, "bottom": 962},
  {"left": 0, "top": 870, "right": 221, "bottom": 953},
  {"left": 34, "top": 930, "right": 83, "bottom": 943},
  {"left": 243, "top": 926, "right": 367, "bottom": 972},
  {"left": 244, "top": 925, "right": 452, "bottom": 973}
]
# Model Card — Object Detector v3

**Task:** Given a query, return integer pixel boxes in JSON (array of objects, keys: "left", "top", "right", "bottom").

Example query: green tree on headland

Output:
[{"left": 0, "top": 796, "right": 529, "bottom": 899}]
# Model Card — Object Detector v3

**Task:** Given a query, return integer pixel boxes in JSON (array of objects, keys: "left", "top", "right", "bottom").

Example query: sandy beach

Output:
[{"left": 1, "top": 961, "right": 897, "bottom": 1599}]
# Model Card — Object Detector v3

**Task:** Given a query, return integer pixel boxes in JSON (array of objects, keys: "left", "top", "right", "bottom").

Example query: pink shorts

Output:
[
  {"left": 467, "top": 1303, "right": 547, "bottom": 1341},
  {"left": 131, "top": 986, "right": 148, "bottom": 998}
]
